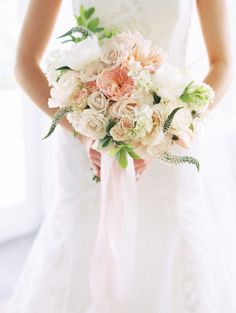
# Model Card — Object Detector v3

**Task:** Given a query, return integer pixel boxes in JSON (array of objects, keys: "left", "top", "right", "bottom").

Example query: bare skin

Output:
[{"left": 15, "top": 0, "right": 232, "bottom": 178}]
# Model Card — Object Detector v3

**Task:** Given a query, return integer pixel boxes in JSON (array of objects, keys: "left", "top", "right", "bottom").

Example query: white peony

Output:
[
  {"left": 79, "top": 60, "right": 105, "bottom": 82},
  {"left": 48, "top": 71, "right": 79, "bottom": 108},
  {"left": 65, "top": 36, "right": 101, "bottom": 71},
  {"left": 73, "top": 109, "right": 108, "bottom": 139},
  {"left": 45, "top": 49, "right": 66, "bottom": 86},
  {"left": 132, "top": 105, "right": 153, "bottom": 140},
  {"left": 154, "top": 63, "right": 190, "bottom": 100}
]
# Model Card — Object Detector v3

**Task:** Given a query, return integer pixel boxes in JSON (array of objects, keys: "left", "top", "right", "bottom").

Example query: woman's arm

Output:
[
  {"left": 15, "top": 0, "right": 88, "bottom": 142},
  {"left": 15, "top": 0, "right": 103, "bottom": 176},
  {"left": 197, "top": 0, "right": 233, "bottom": 110}
]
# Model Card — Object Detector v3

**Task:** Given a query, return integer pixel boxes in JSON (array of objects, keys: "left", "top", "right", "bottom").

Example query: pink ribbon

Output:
[{"left": 89, "top": 153, "right": 138, "bottom": 313}]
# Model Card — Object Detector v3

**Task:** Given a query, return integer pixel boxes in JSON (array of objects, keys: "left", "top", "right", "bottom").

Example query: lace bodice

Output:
[{"left": 72, "top": 0, "right": 193, "bottom": 66}]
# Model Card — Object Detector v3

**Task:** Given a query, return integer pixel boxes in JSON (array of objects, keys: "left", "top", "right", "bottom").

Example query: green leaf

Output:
[
  {"left": 85, "top": 7, "right": 95, "bottom": 19},
  {"left": 43, "top": 107, "right": 73, "bottom": 140},
  {"left": 92, "top": 175, "right": 101, "bottom": 183},
  {"left": 189, "top": 123, "right": 194, "bottom": 132},
  {"left": 57, "top": 26, "right": 93, "bottom": 40},
  {"left": 56, "top": 66, "right": 71, "bottom": 71},
  {"left": 108, "top": 146, "right": 122, "bottom": 157},
  {"left": 106, "top": 120, "right": 117, "bottom": 133},
  {"left": 87, "top": 18, "right": 100, "bottom": 32},
  {"left": 180, "top": 93, "right": 194, "bottom": 104},
  {"left": 99, "top": 136, "right": 112, "bottom": 148},
  {"left": 159, "top": 152, "right": 200, "bottom": 172},
  {"left": 163, "top": 107, "right": 183, "bottom": 133},
  {"left": 96, "top": 27, "right": 105, "bottom": 33},
  {"left": 77, "top": 15, "right": 87, "bottom": 27},
  {"left": 153, "top": 92, "right": 161, "bottom": 104},
  {"left": 73, "top": 129, "right": 78, "bottom": 138},
  {"left": 117, "top": 149, "right": 128, "bottom": 169},
  {"left": 127, "top": 150, "right": 141, "bottom": 160},
  {"left": 80, "top": 5, "right": 85, "bottom": 16}
]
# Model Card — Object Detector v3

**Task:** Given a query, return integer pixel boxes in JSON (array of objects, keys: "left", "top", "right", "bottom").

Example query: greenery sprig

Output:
[
  {"left": 57, "top": 5, "right": 118, "bottom": 44},
  {"left": 159, "top": 152, "right": 200, "bottom": 171},
  {"left": 43, "top": 106, "right": 73, "bottom": 139}
]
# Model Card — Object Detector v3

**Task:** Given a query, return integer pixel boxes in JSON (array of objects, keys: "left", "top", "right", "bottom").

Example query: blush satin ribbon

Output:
[{"left": 89, "top": 153, "right": 138, "bottom": 313}]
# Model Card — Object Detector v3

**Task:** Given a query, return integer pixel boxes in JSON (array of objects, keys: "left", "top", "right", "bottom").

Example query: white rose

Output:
[
  {"left": 154, "top": 63, "right": 189, "bottom": 100},
  {"left": 65, "top": 36, "right": 101, "bottom": 71},
  {"left": 74, "top": 109, "right": 108, "bottom": 139},
  {"left": 48, "top": 71, "right": 79, "bottom": 108},
  {"left": 87, "top": 91, "right": 109, "bottom": 113},
  {"left": 110, "top": 124, "right": 128, "bottom": 142},
  {"left": 132, "top": 105, "right": 153, "bottom": 140}
]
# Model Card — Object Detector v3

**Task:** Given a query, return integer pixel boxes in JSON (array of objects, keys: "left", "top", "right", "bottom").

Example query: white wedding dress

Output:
[{"left": 7, "top": 0, "right": 236, "bottom": 313}]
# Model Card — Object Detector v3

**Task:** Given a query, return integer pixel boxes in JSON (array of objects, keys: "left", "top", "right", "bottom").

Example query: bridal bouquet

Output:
[
  {"left": 44, "top": 6, "right": 215, "bottom": 311},
  {"left": 44, "top": 5, "right": 214, "bottom": 171}
]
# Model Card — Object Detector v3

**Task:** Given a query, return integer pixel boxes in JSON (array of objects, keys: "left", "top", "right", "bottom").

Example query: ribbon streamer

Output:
[{"left": 89, "top": 153, "right": 138, "bottom": 313}]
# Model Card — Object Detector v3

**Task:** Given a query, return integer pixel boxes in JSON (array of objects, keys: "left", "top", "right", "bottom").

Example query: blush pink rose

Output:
[
  {"left": 176, "top": 129, "right": 194, "bottom": 149},
  {"left": 97, "top": 68, "right": 134, "bottom": 101}
]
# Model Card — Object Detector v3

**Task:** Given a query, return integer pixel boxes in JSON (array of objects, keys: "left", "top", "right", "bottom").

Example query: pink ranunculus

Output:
[
  {"left": 84, "top": 81, "right": 98, "bottom": 93},
  {"left": 131, "top": 32, "right": 165, "bottom": 67},
  {"left": 97, "top": 68, "right": 134, "bottom": 101},
  {"left": 72, "top": 87, "right": 89, "bottom": 109}
]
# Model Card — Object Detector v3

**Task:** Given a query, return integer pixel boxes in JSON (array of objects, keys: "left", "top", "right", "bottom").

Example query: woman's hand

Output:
[
  {"left": 83, "top": 138, "right": 101, "bottom": 178},
  {"left": 134, "top": 159, "right": 151, "bottom": 180}
]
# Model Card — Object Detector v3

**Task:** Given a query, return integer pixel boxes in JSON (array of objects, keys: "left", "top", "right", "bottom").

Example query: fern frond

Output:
[{"left": 158, "top": 152, "right": 200, "bottom": 171}]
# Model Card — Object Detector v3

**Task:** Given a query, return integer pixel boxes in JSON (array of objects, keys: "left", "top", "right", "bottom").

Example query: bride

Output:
[{"left": 8, "top": 0, "right": 233, "bottom": 312}]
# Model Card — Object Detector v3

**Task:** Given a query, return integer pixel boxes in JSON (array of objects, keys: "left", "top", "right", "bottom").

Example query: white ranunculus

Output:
[
  {"left": 48, "top": 71, "right": 79, "bottom": 108},
  {"left": 154, "top": 64, "right": 190, "bottom": 100},
  {"left": 87, "top": 91, "right": 109, "bottom": 113},
  {"left": 132, "top": 105, "right": 153, "bottom": 140},
  {"left": 74, "top": 109, "right": 108, "bottom": 139},
  {"left": 65, "top": 36, "right": 101, "bottom": 71}
]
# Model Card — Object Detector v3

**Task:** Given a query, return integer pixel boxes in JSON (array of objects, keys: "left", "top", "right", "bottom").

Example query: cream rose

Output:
[
  {"left": 74, "top": 109, "right": 108, "bottom": 139},
  {"left": 65, "top": 36, "right": 101, "bottom": 71},
  {"left": 100, "top": 38, "right": 128, "bottom": 67},
  {"left": 109, "top": 97, "right": 140, "bottom": 119},
  {"left": 48, "top": 71, "right": 79, "bottom": 108},
  {"left": 87, "top": 91, "right": 109, "bottom": 113}
]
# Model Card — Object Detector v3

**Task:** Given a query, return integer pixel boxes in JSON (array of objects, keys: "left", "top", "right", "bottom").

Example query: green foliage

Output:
[
  {"left": 180, "top": 81, "right": 210, "bottom": 108},
  {"left": 57, "top": 5, "right": 118, "bottom": 44},
  {"left": 153, "top": 92, "right": 161, "bottom": 104},
  {"left": 92, "top": 175, "right": 101, "bottom": 183},
  {"left": 43, "top": 107, "right": 73, "bottom": 139},
  {"left": 56, "top": 66, "right": 71, "bottom": 71},
  {"left": 108, "top": 144, "right": 141, "bottom": 168},
  {"left": 163, "top": 107, "right": 183, "bottom": 133},
  {"left": 159, "top": 152, "right": 200, "bottom": 171},
  {"left": 99, "top": 136, "right": 112, "bottom": 148},
  {"left": 87, "top": 18, "right": 100, "bottom": 32}
]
